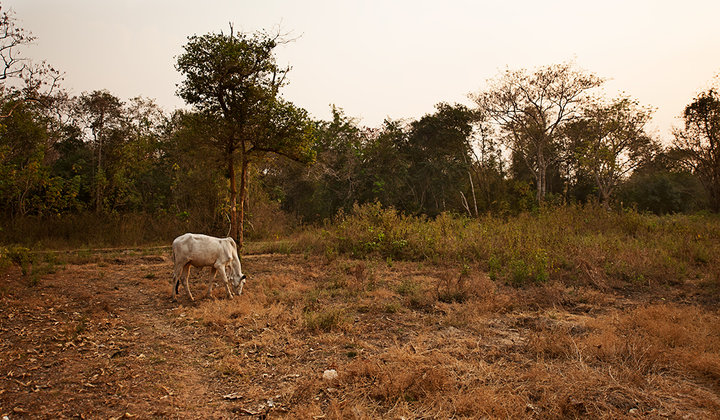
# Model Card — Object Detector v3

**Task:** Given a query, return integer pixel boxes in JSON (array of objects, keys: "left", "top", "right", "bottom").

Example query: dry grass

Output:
[
  {"left": 172, "top": 254, "right": 720, "bottom": 418},
  {"left": 3, "top": 205, "right": 720, "bottom": 418}
]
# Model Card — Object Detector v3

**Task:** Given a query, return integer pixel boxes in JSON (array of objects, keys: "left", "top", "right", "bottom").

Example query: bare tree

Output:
[
  {"left": 471, "top": 62, "right": 603, "bottom": 202},
  {"left": 0, "top": 5, "right": 62, "bottom": 118}
]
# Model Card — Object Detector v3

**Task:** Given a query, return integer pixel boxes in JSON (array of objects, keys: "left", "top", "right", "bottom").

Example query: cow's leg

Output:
[
  {"left": 172, "top": 262, "right": 184, "bottom": 301},
  {"left": 215, "top": 264, "right": 234, "bottom": 299},
  {"left": 207, "top": 267, "right": 218, "bottom": 298},
  {"left": 183, "top": 264, "right": 194, "bottom": 301}
]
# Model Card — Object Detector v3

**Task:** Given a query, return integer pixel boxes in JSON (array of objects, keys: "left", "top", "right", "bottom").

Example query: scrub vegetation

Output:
[
  {"left": 2, "top": 207, "right": 720, "bottom": 418},
  {"left": 2, "top": 4, "right": 720, "bottom": 418}
]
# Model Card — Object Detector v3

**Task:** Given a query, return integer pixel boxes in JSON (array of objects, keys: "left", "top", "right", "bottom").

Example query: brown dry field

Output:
[{"left": 1, "top": 249, "right": 719, "bottom": 419}]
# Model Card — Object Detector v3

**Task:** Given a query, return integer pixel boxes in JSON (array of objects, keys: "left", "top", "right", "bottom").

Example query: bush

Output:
[
  {"left": 303, "top": 202, "right": 720, "bottom": 289},
  {"left": 508, "top": 249, "right": 549, "bottom": 287},
  {"left": 5, "top": 246, "right": 32, "bottom": 275},
  {"left": 304, "top": 307, "right": 347, "bottom": 333}
]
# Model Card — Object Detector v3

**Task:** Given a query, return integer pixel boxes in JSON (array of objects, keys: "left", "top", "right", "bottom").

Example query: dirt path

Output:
[{"left": 0, "top": 254, "right": 242, "bottom": 419}]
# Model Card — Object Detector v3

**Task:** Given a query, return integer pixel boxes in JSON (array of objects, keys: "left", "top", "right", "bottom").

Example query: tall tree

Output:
[
  {"left": 76, "top": 90, "right": 124, "bottom": 212},
  {"left": 405, "top": 103, "right": 475, "bottom": 215},
  {"left": 165, "top": 110, "right": 228, "bottom": 230},
  {"left": 0, "top": 100, "right": 48, "bottom": 216},
  {"left": 176, "top": 28, "right": 315, "bottom": 246},
  {"left": 472, "top": 62, "right": 603, "bottom": 202},
  {"left": 280, "top": 106, "right": 366, "bottom": 221},
  {"left": 672, "top": 86, "right": 720, "bottom": 211},
  {"left": 469, "top": 113, "right": 506, "bottom": 213},
  {"left": 360, "top": 119, "right": 410, "bottom": 211},
  {"left": 564, "top": 96, "right": 656, "bottom": 207}
]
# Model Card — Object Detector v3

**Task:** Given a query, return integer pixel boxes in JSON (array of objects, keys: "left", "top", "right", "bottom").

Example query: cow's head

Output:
[{"left": 230, "top": 272, "right": 247, "bottom": 296}]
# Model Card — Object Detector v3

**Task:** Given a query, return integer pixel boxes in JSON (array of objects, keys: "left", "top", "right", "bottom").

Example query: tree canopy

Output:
[
  {"left": 176, "top": 28, "right": 315, "bottom": 246},
  {"left": 472, "top": 62, "right": 604, "bottom": 203},
  {"left": 672, "top": 87, "right": 720, "bottom": 211},
  {"left": 1, "top": 6, "right": 718, "bottom": 249}
]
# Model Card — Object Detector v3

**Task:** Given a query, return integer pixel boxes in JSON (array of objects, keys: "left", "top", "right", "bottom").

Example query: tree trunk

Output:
[
  {"left": 228, "top": 152, "right": 239, "bottom": 243},
  {"left": 95, "top": 134, "right": 103, "bottom": 213},
  {"left": 536, "top": 148, "right": 547, "bottom": 203},
  {"left": 600, "top": 188, "right": 611, "bottom": 210},
  {"left": 536, "top": 169, "right": 546, "bottom": 203},
  {"left": 460, "top": 191, "right": 472, "bottom": 217},
  {"left": 710, "top": 186, "right": 720, "bottom": 213},
  {"left": 468, "top": 170, "right": 479, "bottom": 217},
  {"left": 238, "top": 156, "right": 249, "bottom": 249}
]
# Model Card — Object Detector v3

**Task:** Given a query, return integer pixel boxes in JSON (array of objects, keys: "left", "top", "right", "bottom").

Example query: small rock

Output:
[
  {"left": 629, "top": 408, "right": 639, "bottom": 415},
  {"left": 322, "top": 369, "right": 338, "bottom": 381}
]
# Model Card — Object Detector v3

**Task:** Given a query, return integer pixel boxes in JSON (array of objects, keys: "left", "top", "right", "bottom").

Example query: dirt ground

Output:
[{"left": 1, "top": 249, "right": 719, "bottom": 419}]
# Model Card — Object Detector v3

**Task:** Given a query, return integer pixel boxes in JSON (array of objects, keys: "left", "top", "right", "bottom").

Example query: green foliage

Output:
[
  {"left": 175, "top": 28, "right": 316, "bottom": 243},
  {"left": 473, "top": 62, "right": 605, "bottom": 203},
  {"left": 1, "top": 14, "right": 719, "bottom": 255},
  {"left": 619, "top": 168, "right": 707, "bottom": 214},
  {"left": 5, "top": 246, "right": 32, "bottom": 275},
  {"left": 263, "top": 103, "right": 481, "bottom": 223},
  {"left": 564, "top": 95, "right": 656, "bottom": 206},
  {"left": 0, "top": 246, "right": 59, "bottom": 286},
  {"left": 396, "top": 278, "right": 421, "bottom": 296},
  {"left": 403, "top": 103, "right": 476, "bottom": 215},
  {"left": 672, "top": 87, "right": 720, "bottom": 211},
  {"left": 508, "top": 249, "right": 549, "bottom": 287},
  {"left": 304, "top": 202, "right": 720, "bottom": 288}
]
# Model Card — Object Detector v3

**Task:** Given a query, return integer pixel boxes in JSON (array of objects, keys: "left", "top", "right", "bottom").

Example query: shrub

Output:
[
  {"left": 6, "top": 246, "right": 32, "bottom": 276},
  {"left": 304, "top": 307, "right": 347, "bottom": 333},
  {"left": 303, "top": 202, "right": 720, "bottom": 289},
  {"left": 508, "top": 249, "right": 550, "bottom": 287}
]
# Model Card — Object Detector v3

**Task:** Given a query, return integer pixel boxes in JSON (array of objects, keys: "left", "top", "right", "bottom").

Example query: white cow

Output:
[{"left": 172, "top": 233, "right": 246, "bottom": 301}]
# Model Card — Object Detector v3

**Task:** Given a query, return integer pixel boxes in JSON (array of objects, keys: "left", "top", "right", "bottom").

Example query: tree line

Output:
[{"left": 1, "top": 6, "right": 718, "bottom": 246}]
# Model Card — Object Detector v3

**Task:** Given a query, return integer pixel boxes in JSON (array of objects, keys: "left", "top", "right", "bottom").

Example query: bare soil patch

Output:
[{"left": 1, "top": 250, "right": 719, "bottom": 418}]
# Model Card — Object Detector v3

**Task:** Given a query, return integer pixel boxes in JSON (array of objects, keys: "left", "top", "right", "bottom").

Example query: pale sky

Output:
[{"left": 7, "top": 0, "right": 720, "bottom": 142}]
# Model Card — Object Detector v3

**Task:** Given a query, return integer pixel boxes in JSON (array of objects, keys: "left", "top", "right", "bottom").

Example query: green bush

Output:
[
  {"left": 508, "top": 249, "right": 549, "bottom": 287},
  {"left": 304, "top": 307, "right": 347, "bottom": 333},
  {"left": 6, "top": 246, "right": 32, "bottom": 276},
  {"left": 303, "top": 202, "right": 720, "bottom": 289}
]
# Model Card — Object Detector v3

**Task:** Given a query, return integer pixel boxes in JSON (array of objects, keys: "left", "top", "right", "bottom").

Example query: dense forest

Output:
[{"left": 1, "top": 6, "right": 718, "bottom": 247}]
